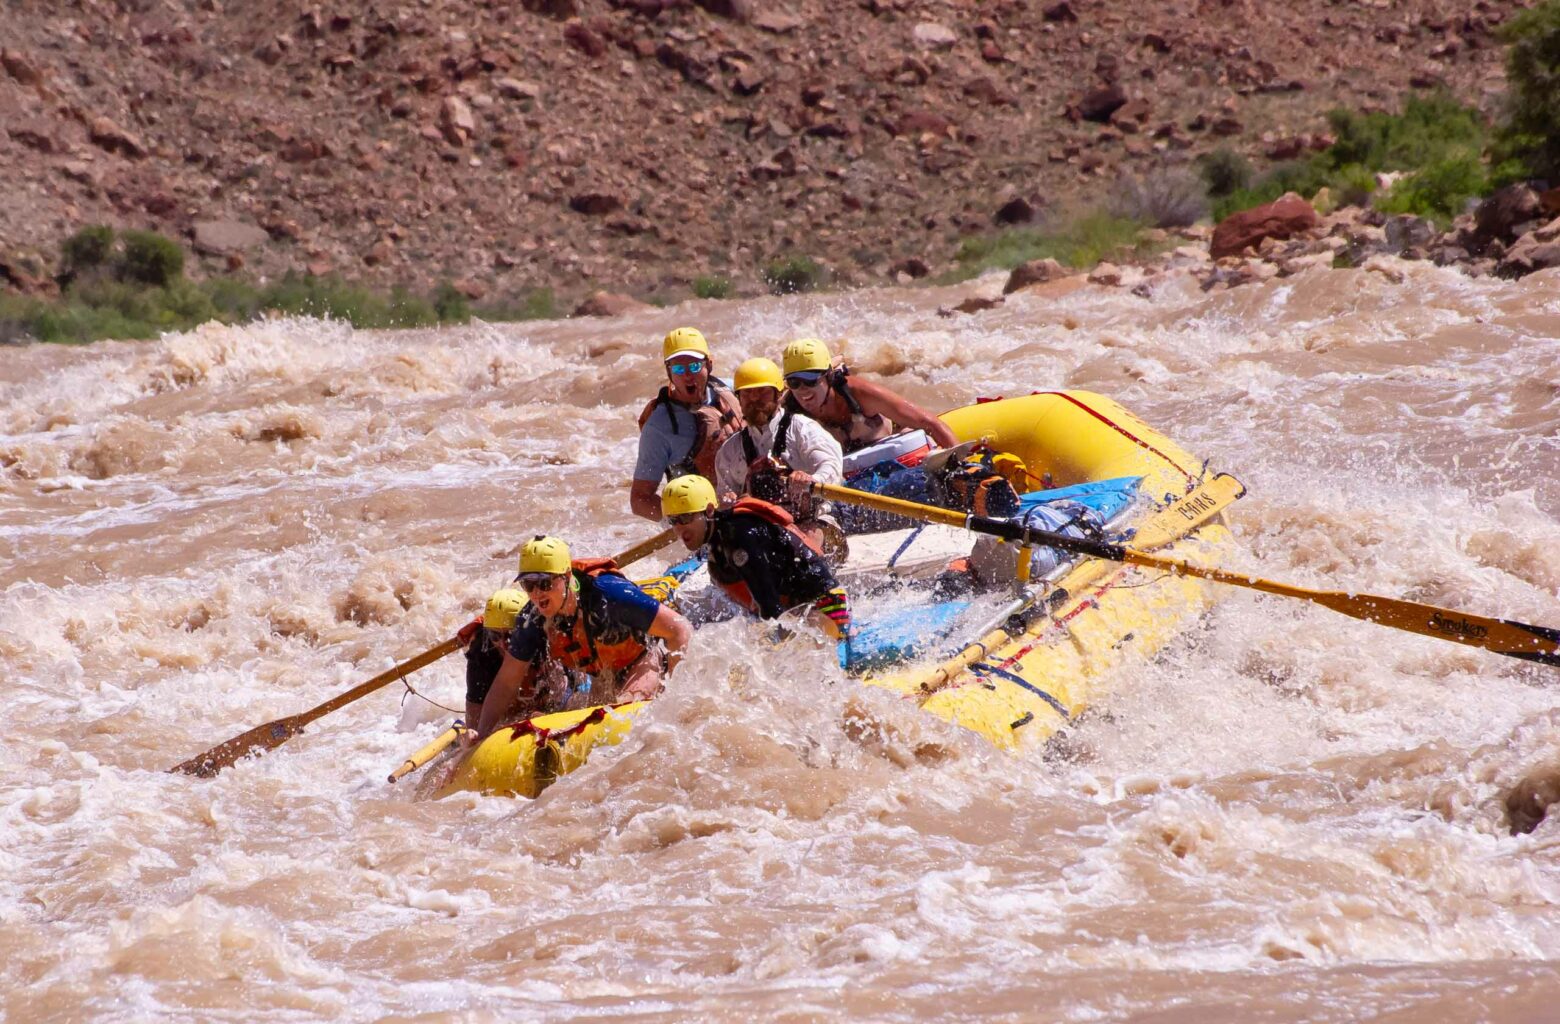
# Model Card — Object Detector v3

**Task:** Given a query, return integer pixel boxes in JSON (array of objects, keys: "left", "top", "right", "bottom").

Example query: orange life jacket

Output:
[
  {"left": 638, "top": 381, "right": 743, "bottom": 482},
  {"left": 712, "top": 498, "right": 823, "bottom": 613},
  {"left": 544, "top": 559, "right": 648, "bottom": 675}
]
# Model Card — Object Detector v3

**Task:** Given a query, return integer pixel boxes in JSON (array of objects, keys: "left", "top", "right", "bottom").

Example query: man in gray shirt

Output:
[{"left": 630, "top": 327, "right": 743, "bottom": 521}]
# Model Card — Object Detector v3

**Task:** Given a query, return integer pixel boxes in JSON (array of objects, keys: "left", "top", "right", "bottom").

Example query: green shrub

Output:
[
  {"left": 117, "top": 230, "right": 185, "bottom": 287},
  {"left": 60, "top": 225, "right": 116, "bottom": 281},
  {"left": 1113, "top": 169, "right": 1208, "bottom": 228},
  {"left": 692, "top": 275, "right": 733, "bottom": 300},
  {"left": 472, "top": 288, "right": 557, "bottom": 321},
  {"left": 432, "top": 282, "right": 471, "bottom": 324},
  {"left": 762, "top": 255, "right": 825, "bottom": 296},
  {"left": 953, "top": 209, "right": 1158, "bottom": 277},
  {"left": 1494, "top": 0, "right": 1560, "bottom": 182},
  {"left": 1376, "top": 154, "right": 1489, "bottom": 223},
  {"left": 1198, "top": 146, "right": 1254, "bottom": 198}
]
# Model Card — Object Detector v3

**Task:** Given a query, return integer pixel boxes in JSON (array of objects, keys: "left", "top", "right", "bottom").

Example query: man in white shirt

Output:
[{"left": 714, "top": 357, "right": 848, "bottom": 561}]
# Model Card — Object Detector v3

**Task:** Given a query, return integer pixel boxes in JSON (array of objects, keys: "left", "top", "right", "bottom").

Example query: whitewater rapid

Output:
[{"left": 3, "top": 264, "right": 1559, "bottom": 1022}]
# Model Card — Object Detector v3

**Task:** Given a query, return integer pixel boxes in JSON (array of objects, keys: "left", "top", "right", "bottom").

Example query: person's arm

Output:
[
  {"left": 852, "top": 378, "right": 959, "bottom": 448},
  {"left": 630, "top": 479, "right": 662, "bottom": 521},
  {"left": 646, "top": 604, "right": 692, "bottom": 675},
  {"left": 785, "top": 416, "right": 845, "bottom": 499},
  {"left": 630, "top": 414, "right": 674, "bottom": 520},
  {"left": 713, "top": 433, "right": 746, "bottom": 503},
  {"left": 472, "top": 650, "right": 535, "bottom": 740}
]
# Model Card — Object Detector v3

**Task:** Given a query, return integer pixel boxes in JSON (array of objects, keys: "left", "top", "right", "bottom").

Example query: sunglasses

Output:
[
  {"left": 667, "top": 360, "right": 706, "bottom": 375},
  {"left": 515, "top": 572, "right": 562, "bottom": 592},
  {"left": 784, "top": 372, "right": 826, "bottom": 389},
  {"left": 667, "top": 511, "right": 705, "bottom": 527}
]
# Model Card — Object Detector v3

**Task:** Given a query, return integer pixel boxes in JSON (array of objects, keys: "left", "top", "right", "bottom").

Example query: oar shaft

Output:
[
  {"left": 388, "top": 725, "right": 464, "bottom": 783},
  {"left": 815, "top": 481, "right": 1560, "bottom": 668}
]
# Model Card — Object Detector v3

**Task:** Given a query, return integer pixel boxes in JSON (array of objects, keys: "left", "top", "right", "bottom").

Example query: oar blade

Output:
[
  {"left": 1318, "top": 591, "right": 1560, "bottom": 667},
  {"left": 169, "top": 715, "right": 306, "bottom": 778}
]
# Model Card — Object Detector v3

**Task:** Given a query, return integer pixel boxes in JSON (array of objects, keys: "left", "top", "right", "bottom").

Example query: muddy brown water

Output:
[{"left": 3, "top": 265, "right": 1559, "bottom": 1022}]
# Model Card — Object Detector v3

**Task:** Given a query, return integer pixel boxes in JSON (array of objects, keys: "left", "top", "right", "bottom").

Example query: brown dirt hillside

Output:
[{"left": 0, "top": 0, "right": 1521, "bottom": 303}]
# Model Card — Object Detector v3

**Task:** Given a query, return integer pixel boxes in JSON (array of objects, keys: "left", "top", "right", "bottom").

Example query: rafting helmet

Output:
[
  {"left": 781, "top": 337, "right": 832, "bottom": 376},
  {"left": 483, "top": 588, "right": 528, "bottom": 631},
  {"left": 733, "top": 357, "right": 784, "bottom": 392},
  {"left": 518, "top": 535, "right": 571, "bottom": 576},
  {"left": 661, "top": 474, "right": 717, "bottom": 518},
  {"left": 663, "top": 327, "right": 711, "bottom": 362}
]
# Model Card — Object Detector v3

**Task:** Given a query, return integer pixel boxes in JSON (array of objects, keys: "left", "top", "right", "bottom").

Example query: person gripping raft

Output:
[
  {"left": 630, "top": 327, "right": 744, "bottom": 522},
  {"left": 469, "top": 536, "right": 693, "bottom": 742},
  {"left": 662, "top": 474, "right": 852, "bottom": 642},
  {"left": 779, "top": 337, "right": 957, "bottom": 454},
  {"left": 457, "top": 587, "right": 528, "bottom": 728},
  {"left": 713, "top": 356, "right": 847, "bottom": 562}
]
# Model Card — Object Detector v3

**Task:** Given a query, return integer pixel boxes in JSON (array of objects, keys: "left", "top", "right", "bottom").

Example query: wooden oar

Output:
[
  {"left": 815, "top": 481, "right": 1560, "bottom": 668},
  {"left": 171, "top": 528, "right": 680, "bottom": 779}
]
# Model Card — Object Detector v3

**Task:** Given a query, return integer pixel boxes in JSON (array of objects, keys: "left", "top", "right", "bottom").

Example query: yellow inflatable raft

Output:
[{"left": 424, "top": 391, "right": 1243, "bottom": 799}]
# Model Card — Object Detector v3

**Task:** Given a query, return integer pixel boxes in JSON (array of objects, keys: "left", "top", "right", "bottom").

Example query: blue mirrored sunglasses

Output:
[{"left": 667, "top": 360, "right": 706, "bottom": 375}]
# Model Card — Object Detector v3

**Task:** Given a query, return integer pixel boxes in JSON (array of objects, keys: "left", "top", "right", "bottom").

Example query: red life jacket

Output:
[
  {"left": 637, "top": 381, "right": 743, "bottom": 482},
  {"left": 544, "top": 559, "right": 648, "bottom": 675},
  {"left": 713, "top": 498, "right": 823, "bottom": 613}
]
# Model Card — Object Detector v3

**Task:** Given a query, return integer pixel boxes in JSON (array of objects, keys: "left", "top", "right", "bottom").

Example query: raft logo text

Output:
[
  {"left": 1175, "top": 491, "right": 1220, "bottom": 521},
  {"left": 1427, "top": 612, "right": 1489, "bottom": 639}
]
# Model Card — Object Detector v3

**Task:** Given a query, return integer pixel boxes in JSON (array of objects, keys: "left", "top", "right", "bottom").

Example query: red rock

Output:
[
  {"left": 1540, "top": 188, "right": 1560, "bottom": 218},
  {"left": 524, "top": 0, "right": 581, "bottom": 16},
  {"left": 8, "top": 123, "right": 63, "bottom": 154},
  {"left": 1043, "top": 2, "right": 1078, "bottom": 23},
  {"left": 2, "top": 49, "right": 44, "bottom": 86},
  {"left": 365, "top": 239, "right": 394, "bottom": 265},
  {"left": 1075, "top": 85, "right": 1127, "bottom": 123},
  {"left": 963, "top": 77, "right": 1013, "bottom": 106},
  {"left": 1474, "top": 184, "right": 1541, "bottom": 245},
  {"left": 693, "top": 0, "right": 752, "bottom": 20},
  {"left": 980, "top": 40, "right": 1005, "bottom": 63},
  {"left": 892, "top": 109, "right": 953, "bottom": 138},
  {"left": 994, "top": 195, "right": 1037, "bottom": 225},
  {"left": 1210, "top": 193, "right": 1319, "bottom": 259},
  {"left": 751, "top": 10, "right": 802, "bottom": 33},
  {"left": 193, "top": 220, "right": 270, "bottom": 255},
  {"left": 570, "top": 192, "right": 623, "bottom": 215},
  {"left": 563, "top": 22, "right": 607, "bottom": 59},
  {"left": 1003, "top": 257, "right": 1066, "bottom": 293},
  {"left": 88, "top": 116, "right": 147, "bottom": 158},
  {"left": 440, "top": 95, "right": 476, "bottom": 145},
  {"left": 889, "top": 257, "right": 930, "bottom": 278},
  {"left": 1142, "top": 32, "right": 1171, "bottom": 53},
  {"left": 573, "top": 290, "right": 652, "bottom": 316},
  {"left": 912, "top": 23, "right": 958, "bottom": 50}
]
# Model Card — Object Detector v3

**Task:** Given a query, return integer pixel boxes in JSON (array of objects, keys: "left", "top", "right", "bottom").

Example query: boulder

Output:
[
  {"left": 88, "top": 116, "right": 147, "bottom": 158},
  {"left": 569, "top": 192, "right": 623, "bottom": 215},
  {"left": 1087, "top": 262, "right": 1122, "bottom": 286},
  {"left": 1, "top": 49, "right": 44, "bottom": 86},
  {"left": 192, "top": 220, "right": 270, "bottom": 255},
  {"left": 563, "top": 21, "right": 607, "bottom": 58},
  {"left": 1210, "top": 193, "right": 1319, "bottom": 260},
  {"left": 1473, "top": 184, "right": 1542, "bottom": 248},
  {"left": 1496, "top": 236, "right": 1560, "bottom": 279},
  {"left": 1003, "top": 257, "right": 1066, "bottom": 293},
  {"left": 892, "top": 109, "right": 953, "bottom": 139},
  {"left": 1075, "top": 85, "right": 1127, "bottom": 123},
  {"left": 994, "top": 194, "right": 1037, "bottom": 225},
  {"left": 889, "top": 257, "right": 930, "bottom": 279},
  {"left": 751, "top": 9, "right": 802, "bottom": 33},
  {"left": 939, "top": 295, "right": 1003, "bottom": 316},
  {"left": 1043, "top": 2, "right": 1078, "bottom": 22},
  {"left": 574, "top": 290, "right": 652, "bottom": 317},
  {"left": 913, "top": 23, "right": 958, "bottom": 50},
  {"left": 440, "top": 96, "right": 476, "bottom": 146}
]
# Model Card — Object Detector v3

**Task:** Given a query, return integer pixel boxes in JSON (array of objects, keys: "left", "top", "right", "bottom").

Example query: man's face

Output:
[
  {"left": 737, "top": 386, "right": 780, "bottom": 428},
  {"left": 518, "top": 573, "right": 569, "bottom": 617},
  {"left": 670, "top": 510, "right": 711, "bottom": 551},
  {"left": 786, "top": 370, "right": 828, "bottom": 414},
  {"left": 665, "top": 356, "right": 709, "bottom": 404}
]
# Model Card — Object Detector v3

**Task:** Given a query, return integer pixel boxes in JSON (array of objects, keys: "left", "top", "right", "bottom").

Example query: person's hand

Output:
[
  {"left": 786, "top": 470, "right": 814, "bottom": 503},
  {"left": 456, "top": 617, "right": 482, "bottom": 648},
  {"left": 458, "top": 726, "right": 481, "bottom": 749}
]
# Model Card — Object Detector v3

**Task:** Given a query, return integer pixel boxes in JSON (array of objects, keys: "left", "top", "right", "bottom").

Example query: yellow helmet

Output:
[
  {"left": 518, "top": 535, "right": 571, "bottom": 576},
  {"left": 662, "top": 327, "right": 711, "bottom": 362},
  {"left": 781, "top": 337, "right": 832, "bottom": 375},
  {"left": 483, "top": 588, "right": 528, "bottom": 630},
  {"left": 733, "top": 357, "right": 783, "bottom": 392},
  {"left": 662, "top": 474, "right": 717, "bottom": 518}
]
